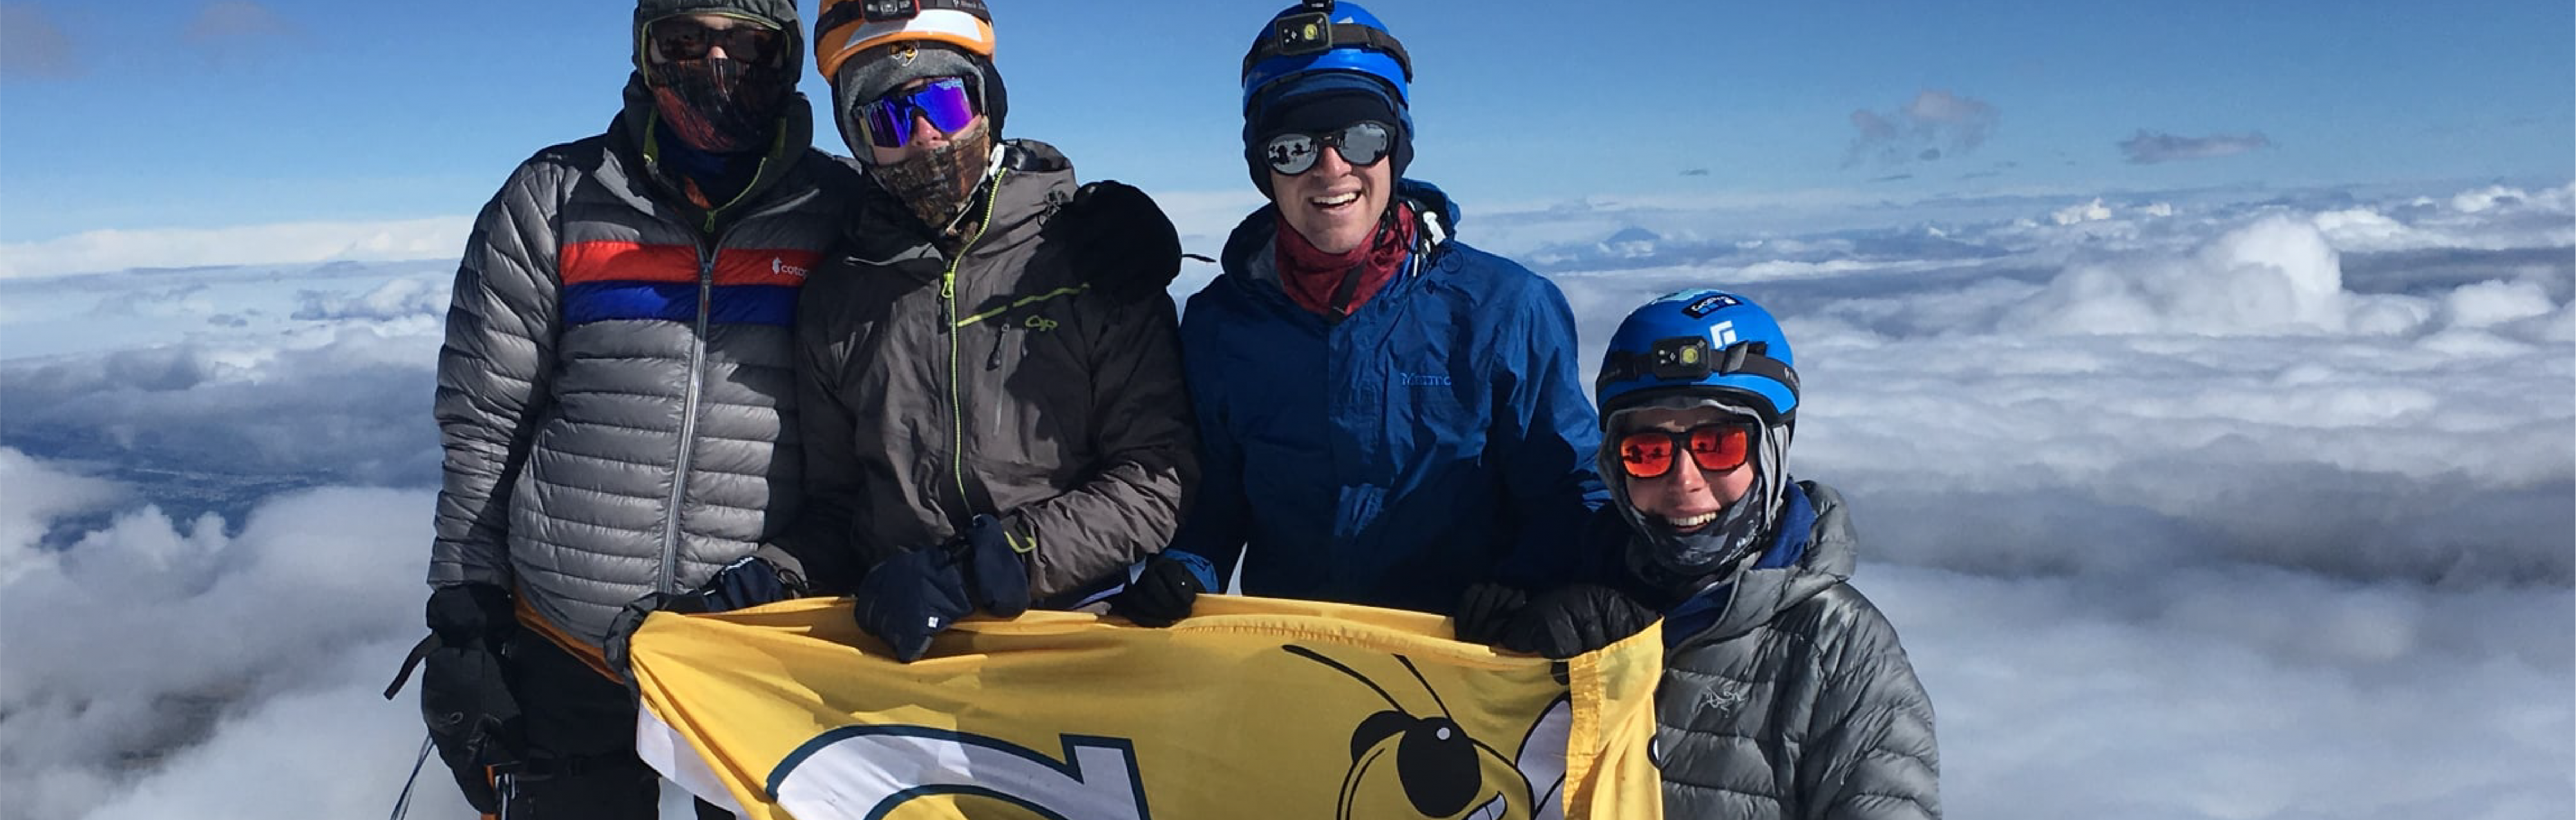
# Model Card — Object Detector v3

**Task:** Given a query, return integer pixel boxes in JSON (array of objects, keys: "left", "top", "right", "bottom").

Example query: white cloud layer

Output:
[
  {"left": 0, "top": 452, "right": 452, "bottom": 819},
  {"left": 0, "top": 178, "right": 2568, "bottom": 818},
  {"left": 0, "top": 217, "right": 469, "bottom": 279}
]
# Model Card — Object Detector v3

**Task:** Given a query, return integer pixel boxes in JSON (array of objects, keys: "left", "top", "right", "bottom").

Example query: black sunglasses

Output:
[
  {"left": 648, "top": 17, "right": 785, "bottom": 64},
  {"left": 1263, "top": 121, "right": 1394, "bottom": 176}
]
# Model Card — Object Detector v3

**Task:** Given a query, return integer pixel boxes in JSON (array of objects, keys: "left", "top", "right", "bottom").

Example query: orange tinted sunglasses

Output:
[{"left": 1615, "top": 424, "right": 1750, "bottom": 480}]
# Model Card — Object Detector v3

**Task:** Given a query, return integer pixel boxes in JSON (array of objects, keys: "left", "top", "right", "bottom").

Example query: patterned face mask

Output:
[
  {"left": 869, "top": 118, "right": 995, "bottom": 232},
  {"left": 650, "top": 55, "right": 791, "bottom": 153}
]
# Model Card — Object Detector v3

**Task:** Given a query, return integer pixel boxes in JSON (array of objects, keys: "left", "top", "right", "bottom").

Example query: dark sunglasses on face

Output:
[
  {"left": 857, "top": 77, "right": 981, "bottom": 149},
  {"left": 649, "top": 17, "right": 785, "bottom": 64},
  {"left": 1616, "top": 424, "right": 1752, "bottom": 480},
  {"left": 1263, "top": 121, "right": 1393, "bottom": 176}
]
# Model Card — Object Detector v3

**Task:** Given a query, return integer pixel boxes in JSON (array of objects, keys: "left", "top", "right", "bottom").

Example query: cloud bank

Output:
[
  {"left": 1, "top": 178, "right": 2568, "bottom": 819},
  {"left": 0, "top": 217, "right": 469, "bottom": 280}
]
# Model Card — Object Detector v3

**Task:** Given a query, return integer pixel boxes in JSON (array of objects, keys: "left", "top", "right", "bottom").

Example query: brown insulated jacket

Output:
[{"left": 777, "top": 140, "right": 1197, "bottom": 601}]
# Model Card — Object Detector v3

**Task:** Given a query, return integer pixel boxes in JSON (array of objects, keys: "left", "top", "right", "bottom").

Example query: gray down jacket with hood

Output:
[
  {"left": 1651, "top": 481, "right": 1941, "bottom": 819},
  {"left": 428, "top": 0, "right": 859, "bottom": 650}
]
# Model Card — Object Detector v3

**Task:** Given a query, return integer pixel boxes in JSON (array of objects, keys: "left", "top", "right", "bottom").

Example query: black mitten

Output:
[
  {"left": 603, "top": 590, "right": 710, "bottom": 688},
  {"left": 417, "top": 582, "right": 523, "bottom": 812},
  {"left": 1110, "top": 551, "right": 1214, "bottom": 628},
  {"left": 1049, "top": 180, "right": 1182, "bottom": 298},
  {"left": 957, "top": 514, "right": 1030, "bottom": 619},
  {"left": 851, "top": 546, "right": 973, "bottom": 662},
  {"left": 1452, "top": 582, "right": 1529, "bottom": 646},
  {"left": 1501, "top": 584, "right": 1660, "bottom": 659}
]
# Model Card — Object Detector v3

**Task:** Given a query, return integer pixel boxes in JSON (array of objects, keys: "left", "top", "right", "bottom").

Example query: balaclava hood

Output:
[
  {"left": 871, "top": 116, "right": 1000, "bottom": 234},
  {"left": 633, "top": 0, "right": 804, "bottom": 153},
  {"left": 831, "top": 42, "right": 1007, "bottom": 159},
  {"left": 1604, "top": 394, "right": 1794, "bottom": 595},
  {"left": 831, "top": 42, "right": 1005, "bottom": 233}
]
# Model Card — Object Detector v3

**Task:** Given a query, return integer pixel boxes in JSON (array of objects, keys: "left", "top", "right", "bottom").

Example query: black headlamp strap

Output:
[
  {"left": 818, "top": 0, "right": 990, "bottom": 38},
  {"left": 1595, "top": 339, "right": 1800, "bottom": 400},
  {"left": 1240, "top": 23, "right": 1414, "bottom": 82}
]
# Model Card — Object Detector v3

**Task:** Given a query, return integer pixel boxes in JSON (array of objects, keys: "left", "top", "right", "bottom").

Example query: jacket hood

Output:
[
  {"left": 1217, "top": 177, "right": 1461, "bottom": 286},
  {"left": 1692, "top": 480, "right": 1856, "bottom": 642},
  {"left": 630, "top": 0, "right": 805, "bottom": 79}
]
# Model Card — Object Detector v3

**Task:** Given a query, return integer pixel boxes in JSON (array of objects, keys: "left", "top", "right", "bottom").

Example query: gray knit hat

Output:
[{"left": 829, "top": 42, "right": 1007, "bottom": 161}]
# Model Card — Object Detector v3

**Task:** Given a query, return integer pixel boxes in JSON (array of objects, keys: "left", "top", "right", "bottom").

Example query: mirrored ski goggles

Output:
[
  {"left": 857, "top": 77, "right": 981, "bottom": 149},
  {"left": 1615, "top": 424, "right": 1751, "bottom": 480},
  {"left": 1262, "top": 121, "right": 1394, "bottom": 176},
  {"left": 647, "top": 17, "right": 786, "bottom": 64}
]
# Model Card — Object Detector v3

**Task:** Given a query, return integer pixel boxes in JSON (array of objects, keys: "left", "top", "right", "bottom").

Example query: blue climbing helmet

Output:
[
  {"left": 1238, "top": 1, "right": 1417, "bottom": 194},
  {"left": 1596, "top": 290, "right": 1800, "bottom": 425},
  {"left": 1598, "top": 289, "right": 1803, "bottom": 590},
  {"left": 1239, "top": 1, "right": 1412, "bottom": 111}
]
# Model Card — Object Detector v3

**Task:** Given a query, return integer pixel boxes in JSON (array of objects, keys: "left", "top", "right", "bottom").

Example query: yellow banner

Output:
[{"left": 627, "top": 595, "right": 1664, "bottom": 820}]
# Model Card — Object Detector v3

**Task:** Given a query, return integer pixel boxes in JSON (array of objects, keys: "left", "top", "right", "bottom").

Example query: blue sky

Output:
[{"left": 0, "top": 0, "right": 2569, "bottom": 249}]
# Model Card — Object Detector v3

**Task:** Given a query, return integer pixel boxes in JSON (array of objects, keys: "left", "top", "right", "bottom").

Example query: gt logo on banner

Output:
[{"left": 775, "top": 728, "right": 1147, "bottom": 820}]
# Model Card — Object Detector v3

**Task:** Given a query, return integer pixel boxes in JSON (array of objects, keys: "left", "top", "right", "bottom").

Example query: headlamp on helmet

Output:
[
  {"left": 1240, "top": 0, "right": 1414, "bottom": 99},
  {"left": 1596, "top": 289, "right": 1802, "bottom": 424},
  {"left": 862, "top": 0, "right": 920, "bottom": 21},
  {"left": 1598, "top": 339, "right": 1795, "bottom": 400}
]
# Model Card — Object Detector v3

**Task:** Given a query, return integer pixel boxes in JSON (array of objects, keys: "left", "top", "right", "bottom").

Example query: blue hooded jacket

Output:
[{"left": 1166, "top": 180, "right": 1610, "bottom": 613}]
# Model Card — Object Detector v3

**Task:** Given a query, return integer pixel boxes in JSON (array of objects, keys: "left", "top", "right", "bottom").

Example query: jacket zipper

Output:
[
  {"left": 658, "top": 244, "right": 717, "bottom": 593},
  {"left": 943, "top": 169, "right": 1009, "bottom": 522},
  {"left": 639, "top": 111, "right": 775, "bottom": 593}
]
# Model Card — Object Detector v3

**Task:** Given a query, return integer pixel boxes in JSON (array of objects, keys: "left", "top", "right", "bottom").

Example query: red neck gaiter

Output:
[{"left": 1275, "top": 204, "right": 1415, "bottom": 321}]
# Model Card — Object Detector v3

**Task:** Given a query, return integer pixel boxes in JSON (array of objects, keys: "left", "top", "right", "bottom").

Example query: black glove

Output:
[
  {"left": 1050, "top": 180, "right": 1180, "bottom": 298},
  {"left": 1110, "top": 551, "right": 1213, "bottom": 628},
  {"left": 956, "top": 514, "right": 1030, "bottom": 619},
  {"left": 417, "top": 583, "right": 523, "bottom": 813},
  {"left": 1452, "top": 582, "right": 1529, "bottom": 646},
  {"left": 851, "top": 545, "right": 973, "bottom": 662},
  {"left": 1501, "top": 584, "right": 1659, "bottom": 660},
  {"left": 425, "top": 582, "right": 515, "bottom": 648},
  {"left": 694, "top": 550, "right": 808, "bottom": 612},
  {"left": 603, "top": 590, "right": 709, "bottom": 689}
]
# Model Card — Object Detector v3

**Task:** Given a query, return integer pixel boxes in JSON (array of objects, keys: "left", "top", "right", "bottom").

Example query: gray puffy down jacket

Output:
[
  {"left": 428, "top": 71, "right": 858, "bottom": 650},
  {"left": 1654, "top": 481, "right": 1940, "bottom": 819}
]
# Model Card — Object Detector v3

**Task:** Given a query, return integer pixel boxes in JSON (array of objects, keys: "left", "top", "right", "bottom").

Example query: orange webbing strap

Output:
[
  {"left": 511, "top": 592, "right": 620, "bottom": 682},
  {"left": 479, "top": 764, "right": 502, "bottom": 820}
]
